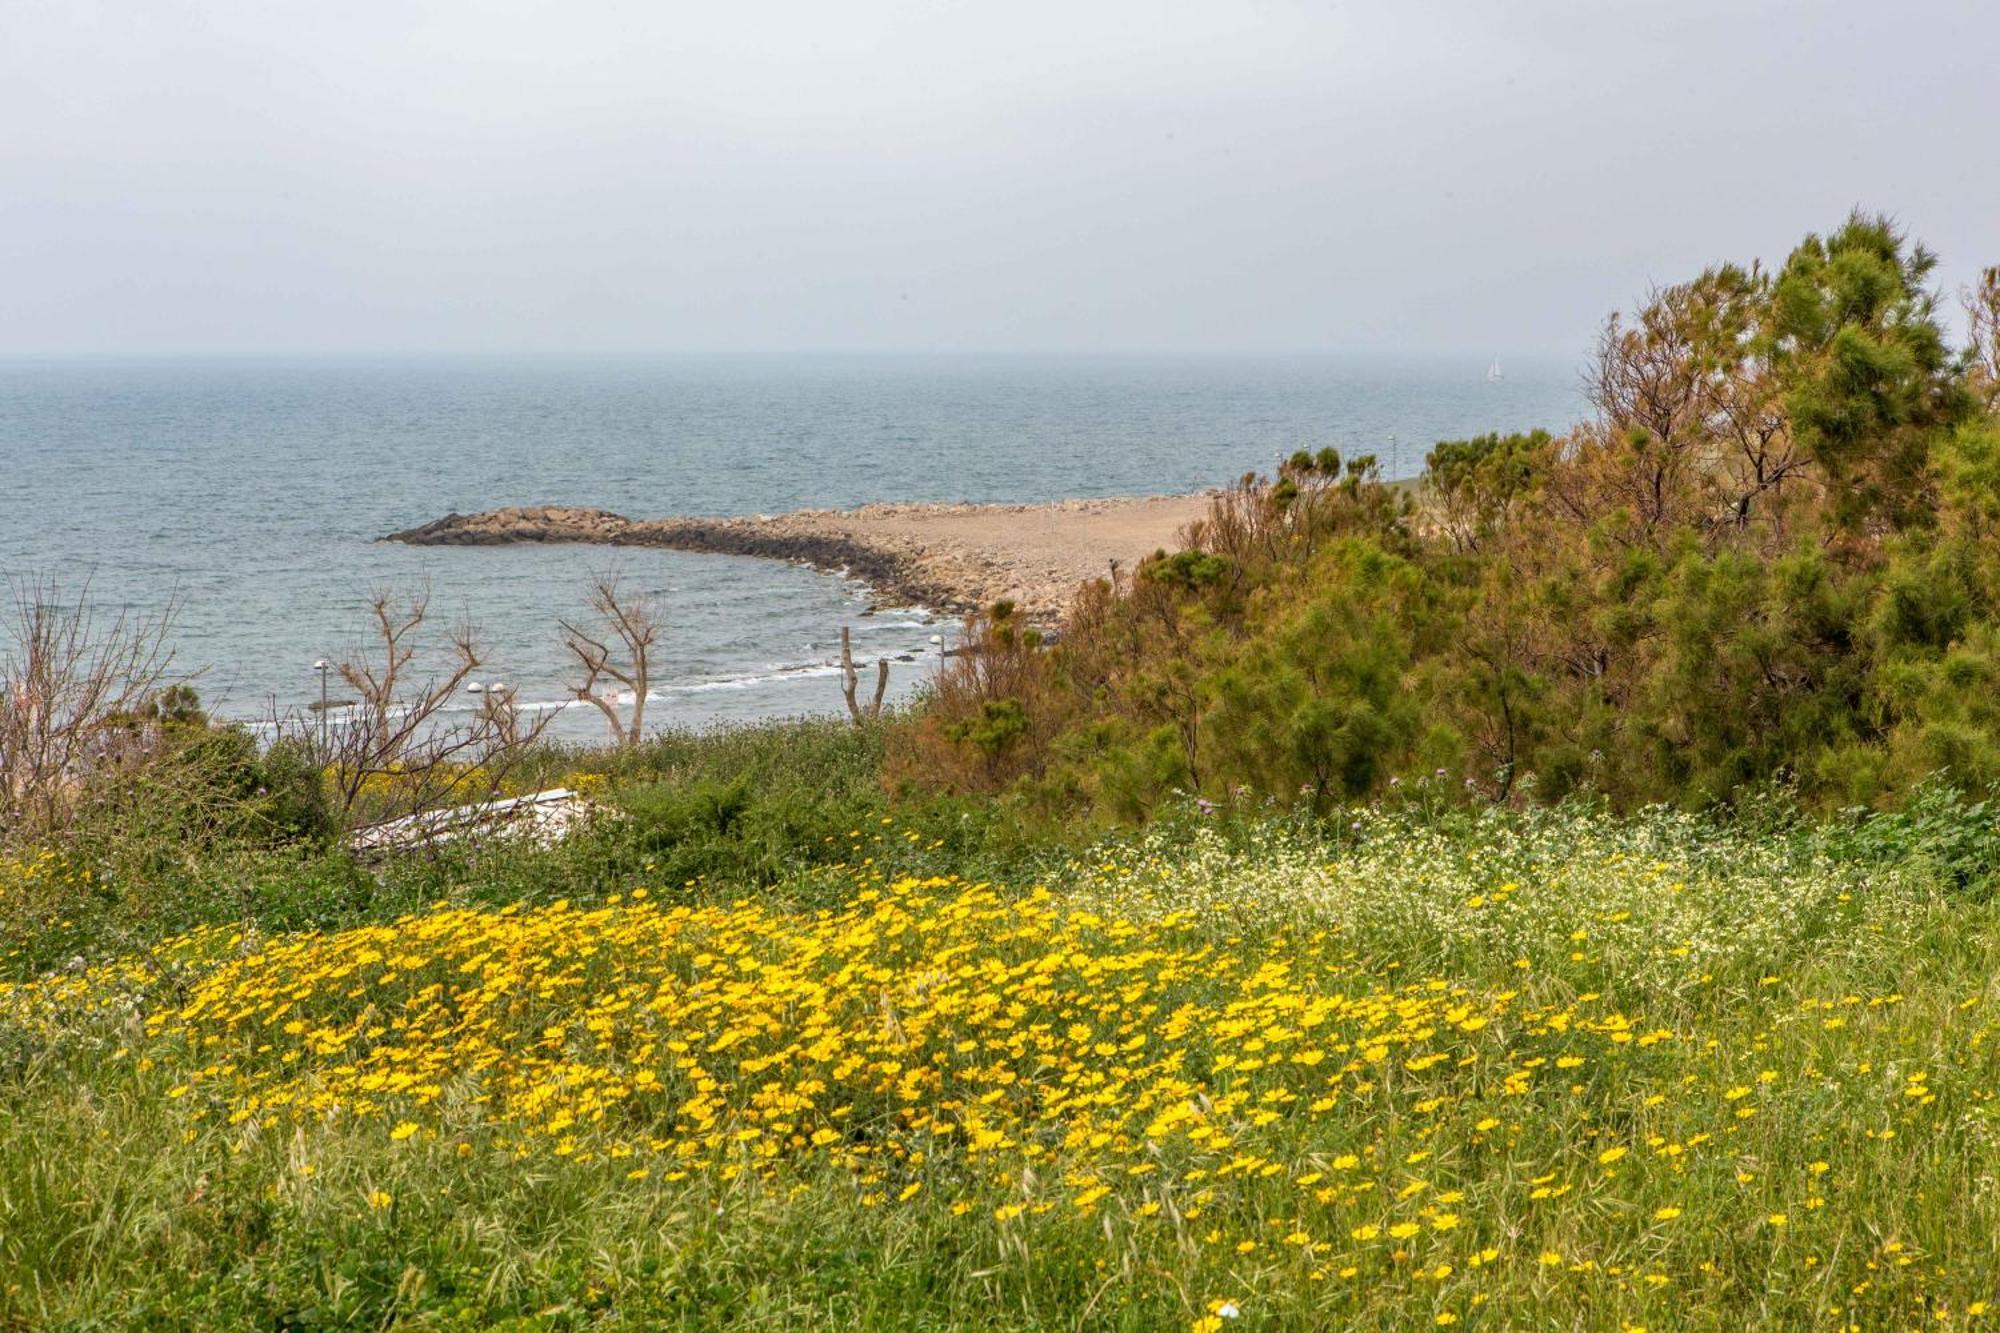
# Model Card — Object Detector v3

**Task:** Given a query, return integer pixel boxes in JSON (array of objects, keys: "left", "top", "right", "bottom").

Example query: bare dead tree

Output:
[
  {"left": 315, "top": 588, "right": 551, "bottom": 831},
  {"left": 336, "top": 592, "right": 468, "bottom": 745},
  {"left": 840, "top": 626, "right": 889, "bottom": 725},
  {"left": 1968, "top": 267, "right": 2000, "bottom": 416},
  {"left": 0, "top": 575, "right": 180, "bottom": 842},
  {"left": 559, "top": 572, "right": 661, "bottom": 746}
]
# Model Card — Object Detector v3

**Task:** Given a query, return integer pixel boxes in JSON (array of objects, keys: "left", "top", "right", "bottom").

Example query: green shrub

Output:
[{"left": 1828, "top": 776, "right": 2000, "bottom": 898}]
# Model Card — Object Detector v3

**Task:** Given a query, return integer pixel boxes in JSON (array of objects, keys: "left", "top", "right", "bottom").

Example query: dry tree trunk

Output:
[
  {"left": 560, "top": 571, "right": 661, "bottom": 746},
  {"left": 840, "top": 626, "right": 888, "bottom": 725}
]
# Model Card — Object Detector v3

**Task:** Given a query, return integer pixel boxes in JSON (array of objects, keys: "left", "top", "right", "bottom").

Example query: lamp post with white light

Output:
[{"left": 312, "top": 659, "right": 330, "bottom": 750}]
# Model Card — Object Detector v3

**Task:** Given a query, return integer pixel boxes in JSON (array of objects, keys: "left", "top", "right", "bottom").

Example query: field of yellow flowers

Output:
[{"left": 2, "top": 806, "right": 1999, "bottom": 1328}]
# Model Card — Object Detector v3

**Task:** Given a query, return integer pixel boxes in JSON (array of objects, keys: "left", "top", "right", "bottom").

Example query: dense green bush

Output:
[{"left": 1826, "top": 777, "right": 2000, "bottom": 898}]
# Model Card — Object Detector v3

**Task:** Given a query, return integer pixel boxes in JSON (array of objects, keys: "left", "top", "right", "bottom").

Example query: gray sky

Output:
[{"left": 3, "top": 0, "right": 1995, "bottom": 357}]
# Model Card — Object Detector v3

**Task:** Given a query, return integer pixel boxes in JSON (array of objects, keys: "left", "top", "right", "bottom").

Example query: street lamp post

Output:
[{"left": 312, "top": 660, "right": 329, "bottom": 751}]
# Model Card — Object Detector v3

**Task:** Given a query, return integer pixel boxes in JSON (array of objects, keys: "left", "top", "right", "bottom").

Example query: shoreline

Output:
[{"left": 384, "top": 493, "right": 1215, "bottom": 622}]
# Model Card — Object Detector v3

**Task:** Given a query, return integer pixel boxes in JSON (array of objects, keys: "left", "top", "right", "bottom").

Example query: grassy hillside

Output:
[{"left": 5, "top": 790, "right": 2000, "bottom": 1328}]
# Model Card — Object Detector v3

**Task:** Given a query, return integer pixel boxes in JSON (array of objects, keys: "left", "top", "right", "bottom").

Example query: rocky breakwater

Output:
[
  {"left": 385, "top": 507, "right": 639, "bottom": 546},
  {"left": 384, "top": 493, "right": 1214, "bottom": 623},
  {"left": 384, "top": 504, "right": 957, "bottom": 611}
]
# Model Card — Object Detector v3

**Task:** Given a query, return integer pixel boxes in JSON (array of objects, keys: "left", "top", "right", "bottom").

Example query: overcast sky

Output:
[{"left": 3, "top": 0, "right": 1995, "bottom": 358}]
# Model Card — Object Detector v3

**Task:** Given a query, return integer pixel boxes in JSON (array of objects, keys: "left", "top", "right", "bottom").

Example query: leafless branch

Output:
[
  {"left": 559, "top": 571, "right": 661, "bottom": 746},
  {"left": 0, "top": 574, "right": 181, "bottom": 842},
  {"left": 307, "top": 588, "right": 552, "bottom": 835},
  {"left": 1968, "top": 267, "right": 2000, "bottom": 415}
]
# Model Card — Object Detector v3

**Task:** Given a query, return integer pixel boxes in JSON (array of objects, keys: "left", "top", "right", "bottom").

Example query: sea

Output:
[{"left": 1, "top": 355, "right": 1585, "bottom": 741}]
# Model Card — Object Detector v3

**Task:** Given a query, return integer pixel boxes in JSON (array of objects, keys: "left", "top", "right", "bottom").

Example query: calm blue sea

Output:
[{"left": 1, "top": 355, "right": 1584, "bottom": 739}]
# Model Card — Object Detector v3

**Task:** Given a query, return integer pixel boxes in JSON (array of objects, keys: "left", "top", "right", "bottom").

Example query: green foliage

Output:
[
  {"left": 1770, "top": 214, "right": 1973, "bottom": 529},
  {"left": 1426, "top": 429, "right": 1556, "bottom": 550},
  {"left": 1138, "top": 548, "right": 1235, "bottom": 591},
  {"left": 942, "top": 698, "right": 1029, "bottom": 759},
  {"left": 135, "top": 682, "right": 208, "bottom": 726},
  {"left": 1204, "top": 540, "right": 1427, "bottom": 806},
  {"left": 254, "top": 736, "right": 339, "bottom": 846},
  {"left": 1827, "top": 776, "right": 2000, "bottom": 898}
]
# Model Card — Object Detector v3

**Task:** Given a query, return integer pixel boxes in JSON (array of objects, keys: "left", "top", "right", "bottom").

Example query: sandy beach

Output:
[{"left": 386, "top": 493, "right": 1215, "bottom": 622}]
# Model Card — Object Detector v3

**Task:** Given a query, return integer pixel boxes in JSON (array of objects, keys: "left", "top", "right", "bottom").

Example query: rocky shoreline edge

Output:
[
  {"left": 382, "top": 494, "right": 1214, "bottom": 623},
  {"left": 385, "top": 505, "right": 963, "bottom": 613}
]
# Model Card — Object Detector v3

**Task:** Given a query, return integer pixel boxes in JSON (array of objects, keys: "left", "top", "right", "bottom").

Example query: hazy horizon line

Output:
[{"left": 0, "top": 345, "right": 1578, "bottom": 365}]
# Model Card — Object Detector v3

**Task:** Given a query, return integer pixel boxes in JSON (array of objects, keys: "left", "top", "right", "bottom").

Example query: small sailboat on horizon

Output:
[{"left": 1486, "top": 357, "right": 1504, "bottom": 383}]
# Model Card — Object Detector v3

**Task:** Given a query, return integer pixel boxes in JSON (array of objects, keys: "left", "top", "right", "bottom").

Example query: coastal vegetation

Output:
[
  {"left": 906, "top": 214, "right": 2000, "bottom": 821},
  {"left": 7, "top": 213, "right": 2000, "bottom": 1328}
]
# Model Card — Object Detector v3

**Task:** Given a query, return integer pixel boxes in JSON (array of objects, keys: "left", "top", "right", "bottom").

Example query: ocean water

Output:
[{"left": 1, "top": 355, "right": 1585, "bottom": 739}]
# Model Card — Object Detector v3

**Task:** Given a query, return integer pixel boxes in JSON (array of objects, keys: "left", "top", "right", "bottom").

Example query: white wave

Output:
[
  {"left": 258, "top": 649, "right": 939, "bottom": 733},
  {"left": 658, "top": 661, "right": 852, "bottom": 694}
]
